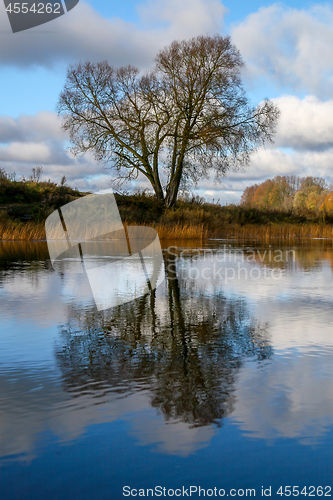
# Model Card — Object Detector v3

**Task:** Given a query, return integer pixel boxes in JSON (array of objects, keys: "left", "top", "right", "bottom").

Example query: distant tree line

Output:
[{"left": 240, "top": 175, "right": 333, "bottom": 213}]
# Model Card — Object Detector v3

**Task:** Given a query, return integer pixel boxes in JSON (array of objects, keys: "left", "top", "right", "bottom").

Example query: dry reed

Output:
[
  {"left": 217, "top": 223, "right": 333, "bottom": 240},
  {"left": 0, "top": 221, "right": 46, "bottom": 241},
  {"left": 2, "top": 220, "right": 333, "bottom": 241},
  {"left": 151, "top": 222, "right": 208, "bottom": 239},
  {"left": 0, "top": 220, "right": 207, "bottom": 241}
]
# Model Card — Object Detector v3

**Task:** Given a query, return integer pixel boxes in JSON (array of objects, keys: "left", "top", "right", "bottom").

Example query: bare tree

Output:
[{"left": 58, "top": 35, "right": 279, "bottom": 207}]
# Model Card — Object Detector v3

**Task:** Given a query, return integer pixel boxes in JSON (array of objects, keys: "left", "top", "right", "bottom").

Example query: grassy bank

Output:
[
  {"left": 3, "top": 220, "right": 333, "bottom": 241},
  {"left": 0, "top": 171, "right": 86, "bottom": 240},
  {"left": 116, "top": 193, "right": 333, "bottom": 240},
  {"left": 2, "top": 177, "right": 333, "bottom": 241}
]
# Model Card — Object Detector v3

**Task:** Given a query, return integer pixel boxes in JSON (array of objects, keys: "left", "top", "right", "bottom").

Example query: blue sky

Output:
[
  {"left": 0, "top": 0, "right": 333, "bottom": 201},
  {"left": 0, "top": 0, "right": 319, "bottom": 116}
]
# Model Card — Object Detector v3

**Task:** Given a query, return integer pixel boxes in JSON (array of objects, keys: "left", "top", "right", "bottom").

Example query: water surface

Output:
[{"left": 0, "top": 240, "right": 333, "bottom": 499}]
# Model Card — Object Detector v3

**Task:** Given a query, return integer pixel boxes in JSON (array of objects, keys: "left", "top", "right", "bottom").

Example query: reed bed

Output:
[
  {"left": 152, "top": 222, "right": 208, "bottom": 240},
  {"left": 1, "top": 219, "right": 333, "bottom": 242},
  {"left": 0, "top": 220, "right": 207, "bottom": 241},
  {"left": 216, "top": 223, "right": 333, "bottom": 240},
  {"left": 0, "top": 221, "right": 46, "bottom": 240}
]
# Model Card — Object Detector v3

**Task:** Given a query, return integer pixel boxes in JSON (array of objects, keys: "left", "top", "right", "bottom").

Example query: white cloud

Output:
[
  {"left": 0, "top": 142, "right": 52, "bottom": 162},
  {"left": 0, "top": 111, "right": 111, "bottom": 190},
  {"left": 232, "top": 4, "right": 333, "bottom": 98},
  {"left": 248, "top": 147, "right": 333, "bottom": 183},
  {"left": 137, "top": 0, "right": 226, "bottom": 36},
  {"left": 272, "top": 95, "right": 333, "bottom": 151},
  {"left": 0, "top": 111, "right": 65, "bottom": 143},
  {"left": 0, "top": 0, "right": 226, "bottom": 69}
]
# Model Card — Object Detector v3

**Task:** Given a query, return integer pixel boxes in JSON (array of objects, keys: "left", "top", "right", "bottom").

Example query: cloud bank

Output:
[
  {"left": 232, "top": 4, "right": 333, "bottom": 98},
  {"left": 2, "top": 92, "right": 333, "bottom": 200},
  {"left": 0, "top": 0, "right": 226, "bottom": 69}
]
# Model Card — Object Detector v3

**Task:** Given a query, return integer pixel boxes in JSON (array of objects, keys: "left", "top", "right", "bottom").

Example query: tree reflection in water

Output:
[{"left": 55, "top": 252, "right": 272, "bottom": 428}]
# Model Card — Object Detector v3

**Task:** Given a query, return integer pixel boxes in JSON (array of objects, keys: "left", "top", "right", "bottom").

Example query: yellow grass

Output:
[
  {"left": 0, "top": 219, "right": 208, "bottom": 241},
  {"left": 218, "top": 223, "right": 333, "bottom": 240},
  {"left": 0, "top": 221, "right": 46, "bottom": 240},
  {"left": 151, "top": 222, "right": 208, "bottom": 240},
  {"left": 1, "top": 219, "right": 333, "bottom": 241}
]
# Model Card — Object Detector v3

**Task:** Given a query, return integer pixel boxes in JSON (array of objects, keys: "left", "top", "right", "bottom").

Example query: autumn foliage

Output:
[{"left": 241, "top": 175, "right": 332, "bottom": 213}]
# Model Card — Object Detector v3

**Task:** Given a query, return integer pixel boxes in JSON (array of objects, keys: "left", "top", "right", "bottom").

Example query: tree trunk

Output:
[
  {"left": 165, "top": 168, "right": 182, "bottom": 207},
  {"left": 151, "top": 178, "right": 165, "bottom": 204}
]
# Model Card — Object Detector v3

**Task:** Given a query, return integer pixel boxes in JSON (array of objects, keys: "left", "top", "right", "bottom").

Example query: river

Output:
[{"left": 0, "top": 240, "right": 332, "bottom": 499}]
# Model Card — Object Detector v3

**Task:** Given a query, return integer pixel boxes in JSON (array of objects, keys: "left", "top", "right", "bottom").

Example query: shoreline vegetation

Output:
[
  {"left": 3, "top": 219, "right": 333, "bottom": 242},
  {"left": 2, "top": 170, "right": 333, "bottom": 241}
]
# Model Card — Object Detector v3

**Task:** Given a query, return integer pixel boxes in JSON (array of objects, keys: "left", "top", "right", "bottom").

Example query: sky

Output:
[{"left": 0, "top": 0, "right": 333, "bottom": 202}]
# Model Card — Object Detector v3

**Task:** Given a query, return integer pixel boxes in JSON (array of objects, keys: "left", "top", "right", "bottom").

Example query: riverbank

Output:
[
  {"left": 0, "top": 219, "right": 208, "bottom": 240},
  {"left": 2, "top": 194, "right": 333, "bottom": 241},
  {"left": 2, "top": 222, "right": 333, "bottom": 241},
  {"left": 3, "top": 171, "right": 333, "bottom": 241}
]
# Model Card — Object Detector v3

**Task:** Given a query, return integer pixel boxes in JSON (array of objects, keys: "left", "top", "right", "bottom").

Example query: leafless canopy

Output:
[{"left": 58, "top": 35, "right": 280, "bottom": 207}]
